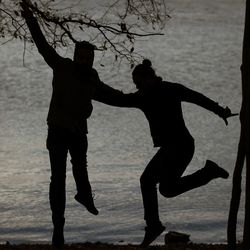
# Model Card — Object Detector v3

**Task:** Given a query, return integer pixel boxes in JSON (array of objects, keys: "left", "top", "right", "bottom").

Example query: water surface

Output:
[{"left": 0, "top": 0, "right": 245, "bottom": 245}]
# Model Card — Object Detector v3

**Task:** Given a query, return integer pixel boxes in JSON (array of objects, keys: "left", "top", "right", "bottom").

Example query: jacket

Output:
[{"left": 95, "top": 81, "right": 226, "bottom": 147}]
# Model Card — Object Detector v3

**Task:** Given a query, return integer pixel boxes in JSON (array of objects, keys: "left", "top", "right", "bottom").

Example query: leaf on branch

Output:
[
  {"left": 120, "top": 22, "right": 127, "bottom": 32},
  {"left": 130, "top": 47, "right": 134, "bottom": 53},
  {"left": 130, "top": 63, "right": 134, "bottom": 69},
  {"left": 14, "top": 11, "right": 19, "bottom": 16}
]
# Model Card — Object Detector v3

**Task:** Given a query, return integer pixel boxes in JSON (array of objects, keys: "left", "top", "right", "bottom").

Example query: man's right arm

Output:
[{"left": 21, "top": 1, "right": 63, "bottom": 69}]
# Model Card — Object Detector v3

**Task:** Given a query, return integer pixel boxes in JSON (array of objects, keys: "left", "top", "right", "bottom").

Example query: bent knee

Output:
[
  {"left": 159, "top": 183, "right": 178, "bottom": 198},
  {"left": 140, "top": 173, "right": 157, "bottom": 188},
  {"left": 140, "top": 174, "right": 148, "bottom": 186}
]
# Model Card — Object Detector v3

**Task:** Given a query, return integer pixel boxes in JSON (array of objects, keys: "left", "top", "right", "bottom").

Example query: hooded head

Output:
[{"left": 74, "top": 41, "right": 96, "bottom": 68}]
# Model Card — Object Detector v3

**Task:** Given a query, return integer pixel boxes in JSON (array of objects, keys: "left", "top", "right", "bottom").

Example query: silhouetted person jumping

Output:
[
  {"left": 20, "top": 1, "right": 132, "bottom": 248},
  {"left": 106, "top": 59, "right": 237, "bottom": 247}
]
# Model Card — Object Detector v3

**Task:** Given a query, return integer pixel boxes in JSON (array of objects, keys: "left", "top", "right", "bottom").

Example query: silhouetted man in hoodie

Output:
[{"left": 21, "top": 1, "right": 125, "bottom": 248}]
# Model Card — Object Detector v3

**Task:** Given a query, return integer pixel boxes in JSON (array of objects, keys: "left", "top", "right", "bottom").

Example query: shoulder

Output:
[
  {"left": 163, "top": 81, "right": 189, "bottom": 93},
  {"left": 90, "top": 68, "right": 99, "bottom": 76},
  {"left": 63, "top": 58, "right": 75, "bottom": 66},
  {"left": 51, "top": 57, "right": 72, "bottom": 71},
  {"left": 64, "top": 57, "right": 73, "bottom": 63},
  {"left": 90, "top": 68, "right": 102, "bottom": 83},
  {"left": 155, "top": 81, "right": 190, "bottom": 101},
  {"left": 90, "top": 68, "right": 101, "bottom": 79},
  {"left": 57, "top": 57, "right": 73, "bottom": 67},
  {"left": 163, "top": 81, "right": 183, "bottom": 88}
]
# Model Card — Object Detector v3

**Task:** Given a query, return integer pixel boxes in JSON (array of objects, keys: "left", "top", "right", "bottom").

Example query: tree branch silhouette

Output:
[{"left": 0, "top": 0, "right": 169, "bottom": 65}]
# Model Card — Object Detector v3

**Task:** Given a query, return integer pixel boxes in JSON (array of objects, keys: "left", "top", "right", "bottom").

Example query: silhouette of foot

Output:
[
  {"left": 52, "top": 226, "right": 64, "bottom": 249},
  {"left": 205, "top": 160, "right": 229, "bottom": 179},
  {"left": 74, "top": 193, "right": 99, "bottom": 215},
  {"left": 140, "top": 224, "right": 166, "bottom": 248}
]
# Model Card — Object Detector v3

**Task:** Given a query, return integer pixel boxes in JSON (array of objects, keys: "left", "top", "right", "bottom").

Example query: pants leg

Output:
[
  {"left": 140, "top": 149, "right": 165, "bottom": 227},
  {"left": 160, "top": 167, "right": 214, "bottom": 198},
  {"left": 47, "top": 127, "right": 68, "bottom": 228},
  {"left": 159, "top": 139, "right": 214, "bottom": 198},
  {"left": 68, "top": 132, "right": 93, "bottom": 198},
  {"left": 141, "top": 139, "right": 195, "bottom": 227}
]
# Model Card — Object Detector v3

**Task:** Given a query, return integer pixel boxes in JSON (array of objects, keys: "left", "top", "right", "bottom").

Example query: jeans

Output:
[
  {"left": 46, "top": 126, "right": 92, "bottom": 227},
  {"left": 140, "top": 138, "right": 215, "bottom": 227}
]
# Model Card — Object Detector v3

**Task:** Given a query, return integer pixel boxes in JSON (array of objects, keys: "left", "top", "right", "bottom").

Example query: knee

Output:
[
  {"left": 140, "top": 173, "right": 155, "bottom": 189},
  {"left": 159, "top": 182, "right": 177, "bottom": 198},
  {"left": 70, "top": 158, "right": 87, "bottom": 168}
]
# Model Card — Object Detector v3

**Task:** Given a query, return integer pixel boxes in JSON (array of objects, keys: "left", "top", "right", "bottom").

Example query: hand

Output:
[
  {"left": 21, "top": 0, "right": 32, "bottom": 5},
  {"left": 221, "top": 106, "right": 238, "bottom": 126}
]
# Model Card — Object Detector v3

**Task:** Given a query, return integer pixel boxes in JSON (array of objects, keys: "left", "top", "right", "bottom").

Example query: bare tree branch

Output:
[{"left": 0, "top": 0, "right": 169, "bottom": 65}]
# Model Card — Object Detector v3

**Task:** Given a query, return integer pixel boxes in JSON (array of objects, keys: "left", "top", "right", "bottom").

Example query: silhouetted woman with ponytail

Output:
[{"left": 101, "top": 59, "right": 237, "bottom": 247}]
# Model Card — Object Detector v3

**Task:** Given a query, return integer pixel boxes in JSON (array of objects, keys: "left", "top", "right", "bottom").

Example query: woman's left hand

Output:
[{"left": 221, "top": 106, "right": 238, "bottom": 125}]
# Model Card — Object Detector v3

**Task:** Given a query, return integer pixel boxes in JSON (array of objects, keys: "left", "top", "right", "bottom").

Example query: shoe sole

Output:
[
  {"left": 206, "top": 160, "right": 229, "bottom": 179},
  {"left": 74, "top": 195, "right": 99, "bottom": 215},
  {"left": 140, "top": 226, "right": 166, "bottom": 248}
]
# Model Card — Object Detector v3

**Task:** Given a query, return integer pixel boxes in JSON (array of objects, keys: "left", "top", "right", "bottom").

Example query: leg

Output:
[
  {"left": 158, "top": 139, "right": 195, "bottom": 198},
  {"left": 140, "top": 148, "right": 166, "bottom": 247},
  {"left": 140, "top": 140, "right": 194, "bottom": 247},
  {"left": 140, "top": 148, "right": 164, "bottom": 227},
  {"left": 69, "top": 132, "right": 98, "bottom": 215},
  {"left": 47, "top": 127, "right": 68, "bottom": 248},
  {"left": 159, "top": 141, "right": 228, "bottom": 198}
]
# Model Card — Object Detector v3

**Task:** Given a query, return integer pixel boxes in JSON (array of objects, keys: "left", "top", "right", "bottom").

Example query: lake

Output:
[{"left": 0, "top": 0, "right": 245, "bottom": 245}]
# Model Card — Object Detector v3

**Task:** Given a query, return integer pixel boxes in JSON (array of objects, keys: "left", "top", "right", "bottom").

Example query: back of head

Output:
[
  {"left": 132, "top": 59, "right": 162, "bottom": 90},
  {"left": 132, "top": 59, "right": 156, "bottom": 79}
]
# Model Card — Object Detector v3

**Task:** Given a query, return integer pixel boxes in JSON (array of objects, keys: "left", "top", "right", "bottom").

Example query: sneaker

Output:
[
  {"left": 140, "top": 224, "right": 166, "bottom": 248},
  {"left": 52, "top": 226, "right": 64, "bottom": 249},
  {"left": 74, "top": 193, "right": 99, "bottom": 215},
  {"left": 205, "top": 160, "right": 229, "bottom": 179}
]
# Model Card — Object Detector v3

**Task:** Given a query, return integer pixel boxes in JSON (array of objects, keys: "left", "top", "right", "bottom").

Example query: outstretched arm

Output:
[
  {"left": 20, "top": 0, "right": 63, "bottom": 69},
  {"left": 93, "top": 81, "right": 139, "bottom": 108},
  {"left": 178, "top": 83, "right": 238, "bottom": 125}
]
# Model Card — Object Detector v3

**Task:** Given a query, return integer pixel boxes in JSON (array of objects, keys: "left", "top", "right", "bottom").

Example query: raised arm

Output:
[
  {"left": 20, "top": 1, "right": 63, "bottom": 69},
  {"left": 177, "top": 83, "right": 238, "bottom": 125}
]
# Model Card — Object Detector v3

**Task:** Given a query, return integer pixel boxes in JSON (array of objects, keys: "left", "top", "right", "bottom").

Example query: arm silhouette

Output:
[
  {"left": 178, "top": 83, "right": 238, "bottom": 125},
  {"left": 20, "top": 1, "right": 63, "bottom": 69},
  {"left": 93, "top": 81, "right": 139, "bottom": 107}
]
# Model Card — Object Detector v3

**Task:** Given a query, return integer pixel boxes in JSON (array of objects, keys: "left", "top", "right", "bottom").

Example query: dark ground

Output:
[{"left": 0, "top": 242, "right": 243, "bottom": 250}]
